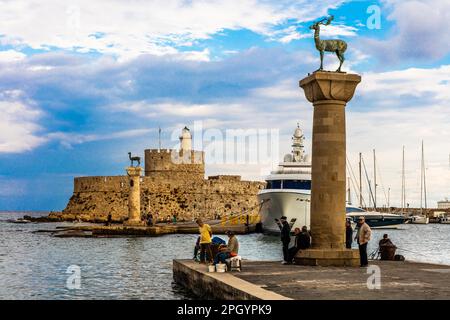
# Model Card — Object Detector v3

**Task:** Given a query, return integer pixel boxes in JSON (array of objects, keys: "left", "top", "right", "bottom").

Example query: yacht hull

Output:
[{"left": 257, "top": 190, "right": 310, "bottom": 234}]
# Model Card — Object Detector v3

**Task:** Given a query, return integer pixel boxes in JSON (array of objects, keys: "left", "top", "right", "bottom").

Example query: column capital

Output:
[
  {"left": 126, "top": 166, "right": 142, "bottom": 176},
  {"left": 299, "top": 71, "right": 361, "bottom": 104}
]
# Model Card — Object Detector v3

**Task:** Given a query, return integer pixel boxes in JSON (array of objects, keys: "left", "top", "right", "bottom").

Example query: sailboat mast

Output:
[
  {"left": 359, "top": 152, "right": 362, "bottom": 208},
  {"left": 423, "top": 140, "right": 427, "bottom": 210},
  {"left": 420, "top": 141, "right": 423, "bottom": 215},
  {"left": 373, "top": 149, "right": 377, "bottom": 210},
  {"left": 401, "top": 146, "right": 405, "bottom": 214}
]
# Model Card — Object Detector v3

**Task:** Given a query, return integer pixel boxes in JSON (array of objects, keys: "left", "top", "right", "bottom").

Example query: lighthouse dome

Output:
[
  {"left": 293, "top": 126, "right": 303, "bottom": 138},
  {"left": 180, "top": 126, "right": 191, "bottom": 139}
]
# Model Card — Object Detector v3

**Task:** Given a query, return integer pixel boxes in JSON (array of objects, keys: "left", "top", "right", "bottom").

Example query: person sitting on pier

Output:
[
  {"left": 378, "top": 234, "right": 397, "bottom": 261},
  {"left": 288, "top": 226, "right": 311, "bottom": 263},
  {"left": 196, "top": 218, "right": 213, "bottom": 264},
  {"left": 214, "top": 230, "right": 239, "bottom": 265},
  {"left": 275, "top": 216, "right": 291, "bottom": 265}
]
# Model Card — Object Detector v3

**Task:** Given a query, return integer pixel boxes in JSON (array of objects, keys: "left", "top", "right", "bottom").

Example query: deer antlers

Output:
[{"left": 312, "top": 15, "right": 334, "bottom": 27}]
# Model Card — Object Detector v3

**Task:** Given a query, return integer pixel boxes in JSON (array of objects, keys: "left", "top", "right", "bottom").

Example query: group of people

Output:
[
  {"left": 194, "top": 218, "right": 239, "bottom": 265},
  {"left": 276, "top": 216, "right": 311, "bottom": 265},
  {"left": 277, "top": 215, "right": 376, "bottom": 268}
]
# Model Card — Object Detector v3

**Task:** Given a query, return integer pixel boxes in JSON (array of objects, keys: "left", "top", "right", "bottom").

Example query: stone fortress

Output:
[{"left": 50, "top": 127, "right": 265, "bottom": 223}]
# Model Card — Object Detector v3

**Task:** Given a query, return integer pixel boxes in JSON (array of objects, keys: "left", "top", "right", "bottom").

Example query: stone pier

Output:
[
  {"left": 295, "top": 72, "right": 361, "bottom": 267},
  {"left": 124, "top": 166, "right": 144, "bottom": 226}
]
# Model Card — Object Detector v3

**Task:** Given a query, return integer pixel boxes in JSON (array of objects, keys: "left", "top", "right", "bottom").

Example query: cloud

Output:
[
  {"left": 0, "top": 91, "right": 47, "bottom": 153},
  {"left": 0, "top": 0, "right": 346, "bottom": 59},
  {"left": 361, "top": 0, "right": 450, "bottom": 64},
  {"left": 46, "top": 128, "right": 153, "bottom": 149},
  {"left": 0, "top": 49, "right": 26, "bottom": 63}
]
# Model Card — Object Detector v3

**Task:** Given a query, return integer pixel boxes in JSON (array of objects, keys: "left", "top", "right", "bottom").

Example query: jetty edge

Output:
[
  {"left": 173, "top": 259, "right": 450, "bottom": 300},
  {"left": 173, "top": 259, "right": 291, "bottom": 300}
]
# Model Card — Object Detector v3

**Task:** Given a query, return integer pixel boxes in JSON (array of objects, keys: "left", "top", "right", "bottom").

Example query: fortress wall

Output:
[
  {"left": 61, "top": 174, "right": 265, "bottom": 223},
  {"left": 59, "top": 146, "right": 265, "bottom": 223},
  {"left": 74, "top": 176, "right": 129, "bottom": 192}
]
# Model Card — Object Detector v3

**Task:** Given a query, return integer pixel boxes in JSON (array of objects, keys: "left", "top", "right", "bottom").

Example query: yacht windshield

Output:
[{"left": 266, "top": 180, "right": 311, "bottom": 190}]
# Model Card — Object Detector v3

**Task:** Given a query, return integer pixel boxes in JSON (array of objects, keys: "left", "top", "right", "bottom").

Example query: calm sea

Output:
[{"left": 1, "top": 211, "right": 450, "bottom": 300}]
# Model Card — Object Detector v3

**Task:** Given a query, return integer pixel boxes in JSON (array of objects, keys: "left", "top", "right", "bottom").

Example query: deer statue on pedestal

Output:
[
  {"left": 309, "top": 15, "right": 347, "bottom": 73},
  {"left": 128, "top": 152, "right": 141, "bottom": 167}
]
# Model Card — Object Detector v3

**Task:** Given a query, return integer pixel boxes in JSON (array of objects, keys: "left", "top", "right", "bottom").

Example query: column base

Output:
[
  {"left": 294, "top": 249, "right": 360, "bottom": 267},
  {"left": 123, "top": 219, "right": 146, "bottom": 227}
]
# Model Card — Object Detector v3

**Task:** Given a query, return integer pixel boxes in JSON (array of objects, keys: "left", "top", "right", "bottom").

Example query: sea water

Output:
[{"left": 1, "top": 211, "right": 450, "bottom": 299}]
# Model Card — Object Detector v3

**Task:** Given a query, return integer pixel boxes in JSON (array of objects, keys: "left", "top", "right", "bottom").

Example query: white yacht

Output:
[
  {"left": 258, "top": 124, "right": 311, "bottom": 234},
  {"left": 258, "top": 124, "right": 406, "bottom": 234},
  {"left": 410, "top": 215, "right": 429, "bottom": 224}
]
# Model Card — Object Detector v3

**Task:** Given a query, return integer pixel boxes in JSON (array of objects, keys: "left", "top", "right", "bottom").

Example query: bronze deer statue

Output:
[
  {"left": 128, "top": 152, "right": 141, "bottom": 167},
  {"left": 309, "top": 15, "right": 347, "bottom": 72}
]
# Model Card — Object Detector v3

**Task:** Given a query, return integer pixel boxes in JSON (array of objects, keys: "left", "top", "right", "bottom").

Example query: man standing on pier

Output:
[
  {"left": 196, "top": 218, "right": 213, "bottom": 264},
  {"left": 276, "top": 216, "right": 291, "bottom": 264},
  {"left": 355, "top": 216, "right": 372, "bottom": 267}
]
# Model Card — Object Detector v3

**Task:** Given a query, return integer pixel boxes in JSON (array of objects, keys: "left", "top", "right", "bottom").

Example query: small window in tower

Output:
[{"left": 130, "top": 180, "right": 134, "bottom": 187}]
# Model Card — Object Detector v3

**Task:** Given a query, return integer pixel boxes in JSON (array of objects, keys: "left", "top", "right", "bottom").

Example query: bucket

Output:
[
  {"left": 208, "top": 265, "right": 216, "bottom": 272},
  {"left": 216, "top": 263, "right": 226, "bottom": 273}
]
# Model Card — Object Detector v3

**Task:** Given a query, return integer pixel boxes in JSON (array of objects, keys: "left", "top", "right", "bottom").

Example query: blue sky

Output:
[{"left": 0, "top": 0, "right": 449, "bottom": 210}]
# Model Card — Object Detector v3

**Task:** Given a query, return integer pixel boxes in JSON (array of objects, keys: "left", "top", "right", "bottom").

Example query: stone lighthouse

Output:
[{"left": 179, "top": 126, "right": 192, "bottom": 151}]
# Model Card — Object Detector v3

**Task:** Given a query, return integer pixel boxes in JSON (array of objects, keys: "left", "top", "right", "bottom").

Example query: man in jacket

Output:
[
  {"left": 276, "top": 216, "right": 291, "bottom": 264},
  {"left": 355, "top": 216, "right": 372, "bottom": 267}
]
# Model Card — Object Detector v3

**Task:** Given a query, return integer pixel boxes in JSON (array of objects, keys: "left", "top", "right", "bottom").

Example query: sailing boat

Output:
[
  {"left": 345, "top": 151, "right": 406, "bottom": 228},
  {"left": 410, "top": 141, "right": 429, "bottom": 224}
]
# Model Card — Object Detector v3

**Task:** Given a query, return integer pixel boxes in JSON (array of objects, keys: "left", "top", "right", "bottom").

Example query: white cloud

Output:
[
  {"left": 0, "top": 92, "right": 47, "bottom": 153},
  {"left": 362, "top": 0, "right": 450, "bottom": 63},
  {"left": 47, "top": 128, "right": 153, "bottom": 149},
  {"left": 0, "top": 0, "right": 346, "bottom": 59},
  {"left": 0, "top": 49, "right": 26, "bottom": 63},
  {"left": 318, "top": 24, "right": 358, "bottom": 37}
]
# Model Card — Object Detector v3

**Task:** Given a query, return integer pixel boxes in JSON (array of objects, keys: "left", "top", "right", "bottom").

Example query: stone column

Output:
[
  {"left": 124, "top": 166, "right": 144, "bottom": 226},
  {"left": 295, "top": 72, "right": 361, "bottom": 267}
]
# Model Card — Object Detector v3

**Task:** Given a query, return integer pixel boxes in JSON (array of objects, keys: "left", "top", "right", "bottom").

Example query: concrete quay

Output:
[{"left": 173, "top": 259, "right": 450, "bottom": 300}]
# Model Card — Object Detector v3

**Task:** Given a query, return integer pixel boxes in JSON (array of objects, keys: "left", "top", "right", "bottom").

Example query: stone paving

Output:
[{"left": 234, "top": 260, "right": 450, "bottom": 300}]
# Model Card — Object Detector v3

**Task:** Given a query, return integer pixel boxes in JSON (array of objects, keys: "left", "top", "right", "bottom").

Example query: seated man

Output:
[
  {"left": 379, "top": 234, "right": 397, "bottom": 260},
  {"left": 214, "top": 230, "right": 239, "bottom": 265},
  {"left": 288, "top": 226, "right": 311, "bottom": 262}
]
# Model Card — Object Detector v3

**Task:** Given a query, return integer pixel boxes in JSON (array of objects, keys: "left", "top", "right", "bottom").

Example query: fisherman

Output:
[
  {"left": 275, "top": 216, "right": 291, "bottom": 264},
  {"left": 345, "top": 220, "right": 353, "bottom": 249},
  {"left": 214, "top": 230, "right": 239, "bottom": 264},
  {"left": 196, "top": 218, "right": 213, "bottom": 264},
  {"left": 355, "top": 216, "right": 372, "bottom": 267},
  {"left": 378, "top": 234, "right": 397, "bottom": 260}
]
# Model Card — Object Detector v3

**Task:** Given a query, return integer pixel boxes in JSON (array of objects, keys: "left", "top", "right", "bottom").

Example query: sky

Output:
[{"left": 0, "top": 0, "right": 449, "bottom": 211}]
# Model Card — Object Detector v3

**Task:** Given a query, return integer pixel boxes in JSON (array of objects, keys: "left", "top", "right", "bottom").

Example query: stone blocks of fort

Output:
[{"left": 54, "top": 148, "right": 265, "bottom": 222}]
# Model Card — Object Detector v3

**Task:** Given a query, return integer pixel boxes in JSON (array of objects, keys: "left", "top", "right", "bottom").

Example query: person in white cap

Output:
[{"left": 355, "top": 216, "right": 372, "bottom": 267}]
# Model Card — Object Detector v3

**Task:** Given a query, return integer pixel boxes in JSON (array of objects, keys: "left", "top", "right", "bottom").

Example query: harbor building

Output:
[{"left": 437, "top": 198, "right": 450, "bottom": 210}]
